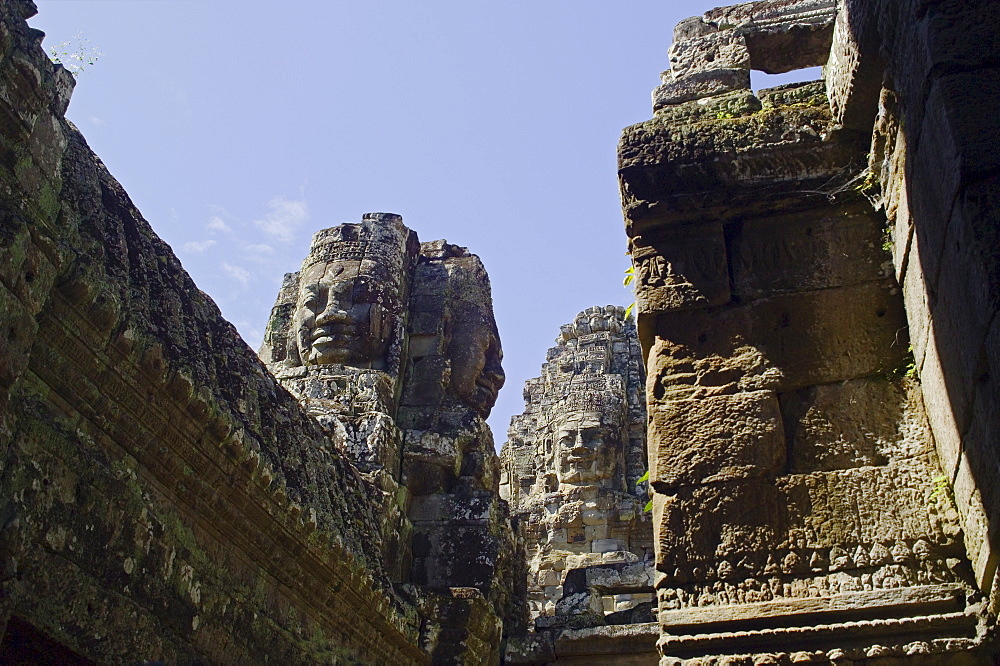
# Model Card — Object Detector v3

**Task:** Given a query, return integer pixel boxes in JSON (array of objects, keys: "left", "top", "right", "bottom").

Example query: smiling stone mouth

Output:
[{"left": 310, "top": 327, "right": 360, "bottom": 343}]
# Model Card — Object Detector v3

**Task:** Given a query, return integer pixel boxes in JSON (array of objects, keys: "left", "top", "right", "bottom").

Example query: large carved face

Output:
[
  {"left": 473, "top": 334, "right": 505, "bottom": 412},
  {"left": 293, "top": 260, "right": 392, "bottom": 368},
  {"left": 553, "top": 412, "right": 622, "bottom": 486},
  {"left": 448, "top": 317, "right": 505, "bottom": 415}
]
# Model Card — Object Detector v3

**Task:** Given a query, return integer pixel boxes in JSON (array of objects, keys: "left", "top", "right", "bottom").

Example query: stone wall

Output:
[
  {"left": 619, "top": 0, "right": 998, "bottom": 662},
  {"left": 0, "top": 1, "right": 510, "bottom": 662},
  {"left": 837, "top": 0, "right": 1000, "bottom": 617}
]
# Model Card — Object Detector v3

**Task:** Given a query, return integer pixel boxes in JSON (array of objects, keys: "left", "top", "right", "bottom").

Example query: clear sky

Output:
[{"left": 31, "top": 0, "right": 818, "bottom": 444}]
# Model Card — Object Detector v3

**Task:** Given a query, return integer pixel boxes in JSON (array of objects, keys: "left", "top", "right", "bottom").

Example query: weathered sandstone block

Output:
[
  {"left": 630, "top": 222, "right": 730, "bottom": 313},
  {"left": 824, "top": 0, "right": 883, "bottom": 131},
  {"left": 667, "top": 32, "right": 750, "bottom": 80},
  {"left": 656, "top": 0, "right": 835, "bottom": 114},
  {"left": 651, "top": 90, "right": 763, "bottom": 126},
  {"left": 728, "top": 203, "right": 890, "bottom": 300},
  {"left": 654, "top": 455, "right": 963, "bottom": 574},
  {"left": 620, "top": 89, "right": 865, "bottom": 230},
  {"left": 647, "top": 280, "right": 910, "bottom": 401},
  {"left": 706, "top": 0, "right": 836, "bottom": 74},
  {"left": 649, "top": 390, "right": 785, "bottom": 490},
  {"left": 780, "top": 377, "right": 933, "bottom": 473},
  {"left": 653, "top": 69, "right": 750, "bottom": 109}
]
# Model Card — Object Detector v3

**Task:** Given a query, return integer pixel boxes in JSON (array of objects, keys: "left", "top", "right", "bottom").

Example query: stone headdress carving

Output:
[{"left": 260, "top": 212, "right": 419, "bottom": 381}]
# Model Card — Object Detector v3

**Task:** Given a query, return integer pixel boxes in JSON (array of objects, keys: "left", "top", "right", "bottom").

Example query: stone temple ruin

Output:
[
  {"left": 1, "top": 0, "right": 1000, "bottom": 662},
  {"left": 257, "top": 213, "right": 516, "bottom": 614},
  {"left": 500, "top": 306, "right": 652, "bottom": 622},
  {"left": 499, "top": 306, "right": 661, "bottom": 662}
]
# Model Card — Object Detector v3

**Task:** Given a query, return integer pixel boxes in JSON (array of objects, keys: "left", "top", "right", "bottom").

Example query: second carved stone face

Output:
[
  {"left": 449, "top": 322, "right": 505, "bottom": 416},
  {"left": 294, "top": 261, "right": 393, "bottom": 369},
  {"left": 554, "top": 414, "right": 621, "bottom": 486},
  {"left": 474, "top": 335, "right": 505, "bottom": 412}
]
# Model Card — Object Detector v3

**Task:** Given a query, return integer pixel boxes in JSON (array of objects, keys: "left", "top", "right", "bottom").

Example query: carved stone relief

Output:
[{"left": 618, "top": 2, "right": 992, "bottom": 661}]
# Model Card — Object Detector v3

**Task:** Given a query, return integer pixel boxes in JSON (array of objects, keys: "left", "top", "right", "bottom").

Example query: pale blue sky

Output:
[{"left": 32, "top": 0, "right": 820, "bottom": 442}]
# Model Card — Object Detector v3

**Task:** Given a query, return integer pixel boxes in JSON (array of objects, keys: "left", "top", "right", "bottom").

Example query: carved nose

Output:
[{"left": 315, "top": 306, "right": 349, "bottom": 326}]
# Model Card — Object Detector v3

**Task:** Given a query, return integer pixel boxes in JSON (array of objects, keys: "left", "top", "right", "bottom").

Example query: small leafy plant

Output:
[
  {"left": 49, "top": 32, "right": 103, "bottom": 76},
  {"left": 636, "top": 470, "right": 652, "bottom": 513},
  {"left": 929, "top": 474, "right": 951, "bottom": 503},
  {"left": 625, "top": 259, "right": 648, "bottom": 511},
  {"left": 624, "top": 263, "right": 636, "bottom": 320}
]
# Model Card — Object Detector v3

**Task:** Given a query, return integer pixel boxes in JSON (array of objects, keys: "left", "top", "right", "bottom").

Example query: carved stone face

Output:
[
  {"left": 473, "top": 335, "right": 505, "bottom": 411},
  {"left": 456, "top": 330, "right": 505, "bottom": 415},
  {"left": 293, "top": 261, "right": 391, "bottom": 368},
  {"left": 553, "top": 413, "right": 621, "bottom": 486},
  {"left": 443, "top": 297, "right": 505, "bottom": 414}
]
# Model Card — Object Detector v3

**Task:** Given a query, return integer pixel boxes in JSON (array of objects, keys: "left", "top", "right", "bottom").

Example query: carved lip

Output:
[
  {"left": 309, "top": 325, "right": 362, "bottom": 343},
  {"left": 475, "top": 371, "right": 503, "bottom": 395},
  {"left": 565, "top": 447, "right": 596, "bottom": 462}
]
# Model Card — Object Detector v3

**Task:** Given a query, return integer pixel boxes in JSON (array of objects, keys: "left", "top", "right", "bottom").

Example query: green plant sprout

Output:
[
  {"left": 49, "top": 32, "right": 103, "bottom": 76},
  {"left": 929, "top": 474, "right": 951, "bottom": 503},
  {"left": 635, "top": 470, "right": 652, "bottom": 512},
  {"left": 626, "top": 262, "right": 648, "bottom": 510},
  {"left": 904, "top": 343, "right": 917, "bottom": 378},
  {"left": 623, "top": 264, "right": 634, "bottom": 287},
  {"left": 624, "top": 263, "right": 636, "bottom": 319}
]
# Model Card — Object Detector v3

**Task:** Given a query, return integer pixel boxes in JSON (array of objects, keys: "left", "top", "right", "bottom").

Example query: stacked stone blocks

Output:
[{"left": 619, "top": 0, "right": 994, "bottom": 661}]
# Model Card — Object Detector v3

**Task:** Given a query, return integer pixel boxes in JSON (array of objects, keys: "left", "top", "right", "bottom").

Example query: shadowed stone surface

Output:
[
  {"left": 0, "top": 2, "right": 427, "bottom": 659},
  {"left": 0, "top": 1, "right": 513, "bottom": 661}
]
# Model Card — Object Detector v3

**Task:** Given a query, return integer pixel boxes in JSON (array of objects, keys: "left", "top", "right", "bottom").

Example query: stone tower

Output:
[
  {"left": 500, "top": 305, "right": 653, "bottom": 622},
  {"left": 259, "top": 213, "right": 518, "bottom": 661}
]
